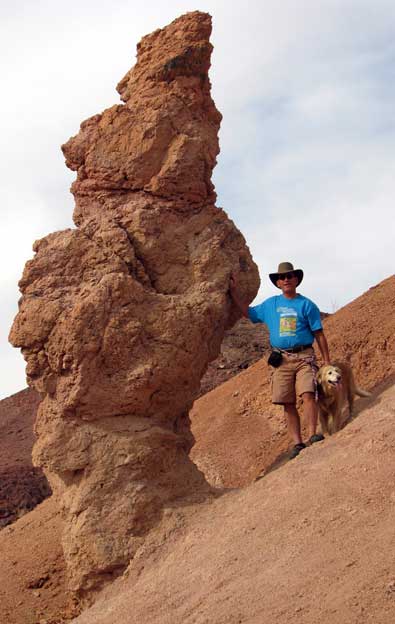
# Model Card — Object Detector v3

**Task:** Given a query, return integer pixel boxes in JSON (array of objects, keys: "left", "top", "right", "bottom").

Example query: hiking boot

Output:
[
  {"left": 289, "top": 442, "right": 306, "bottom": 460},
  {"left": 309, "top": 433, "right": 325, "bottom": 444}
]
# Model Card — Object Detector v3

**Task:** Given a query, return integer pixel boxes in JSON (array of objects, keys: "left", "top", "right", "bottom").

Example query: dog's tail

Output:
[{"left": 354, "top": 386, "right": 371, "bottom": 398}]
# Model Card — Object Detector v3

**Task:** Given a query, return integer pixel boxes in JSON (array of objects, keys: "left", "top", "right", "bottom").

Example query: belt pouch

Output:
[{"left": 268, "top": 350, "right": 283, "bottom": 368}]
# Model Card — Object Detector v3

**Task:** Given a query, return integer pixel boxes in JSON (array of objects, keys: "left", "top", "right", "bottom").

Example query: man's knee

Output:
[{"left": 283, "top": 402, "right": 296, "bottom": 414}]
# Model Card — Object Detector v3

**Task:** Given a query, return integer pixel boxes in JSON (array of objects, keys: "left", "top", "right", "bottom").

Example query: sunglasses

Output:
[{"left": 277, "top": 272, "right": 296, "bottom": 280}]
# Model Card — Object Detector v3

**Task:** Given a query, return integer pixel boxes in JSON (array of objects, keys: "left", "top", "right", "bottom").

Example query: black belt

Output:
[{"left": 272, "top": 344, "right": 313, "bottom": 354}]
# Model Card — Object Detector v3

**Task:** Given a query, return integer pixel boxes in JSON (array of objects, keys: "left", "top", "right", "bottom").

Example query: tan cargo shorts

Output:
[{"left": 271, "top": 347, "right": 316, "bottom": 405}]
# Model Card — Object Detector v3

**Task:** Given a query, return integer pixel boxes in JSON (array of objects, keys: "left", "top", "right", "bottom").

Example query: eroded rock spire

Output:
[{"left": 10, "top": 11, "right": 259, "bottom": 598}]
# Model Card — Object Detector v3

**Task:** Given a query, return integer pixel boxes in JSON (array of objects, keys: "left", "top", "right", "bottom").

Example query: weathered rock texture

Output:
[{"left": 9, "top": 11, "right": 259, "bottom": 598}]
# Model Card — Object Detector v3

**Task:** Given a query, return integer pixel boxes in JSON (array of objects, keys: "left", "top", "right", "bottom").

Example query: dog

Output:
[{"left": 317, "top": 361, "right": 371, "bottom": 435}]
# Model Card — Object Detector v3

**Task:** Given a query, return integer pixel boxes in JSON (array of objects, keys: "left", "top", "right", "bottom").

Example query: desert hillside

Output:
[
  {"left": 0, "top": 497, "right": 76, "bottom": 623},
  {"left": 1, "top": 383, "right": 394, "bottom": 624},
  {"left": 0, "top": 276, "right": 394, "bottom": 624},
  {"left": 0, "top": 388, "right": 50, "bottom": 528},
  {"left": 71, "top": 382, "right": 395, "bottom": 623}
]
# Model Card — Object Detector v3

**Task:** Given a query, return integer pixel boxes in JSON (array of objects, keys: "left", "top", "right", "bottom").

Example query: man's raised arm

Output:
[{"left": 229, "top": 274, "right": 250, "bottom": 318}]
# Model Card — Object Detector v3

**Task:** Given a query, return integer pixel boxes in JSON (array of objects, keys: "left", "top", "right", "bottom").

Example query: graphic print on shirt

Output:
[{"left": 277, "top": 306, "right": 297, "bottom": 337}]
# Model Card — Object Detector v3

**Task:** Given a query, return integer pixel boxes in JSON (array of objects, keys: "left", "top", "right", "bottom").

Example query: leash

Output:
[{"left": 278, "top": 348, "right": 319, "bottom": 402}]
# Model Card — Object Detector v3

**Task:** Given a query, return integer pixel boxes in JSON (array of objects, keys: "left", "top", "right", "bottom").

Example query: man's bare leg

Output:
[
  {"left": 283, "top": 403, "right": 302, "bottom": 444},
  {"left": 302, "top": 392, "right": 318, "bottom": 438}
]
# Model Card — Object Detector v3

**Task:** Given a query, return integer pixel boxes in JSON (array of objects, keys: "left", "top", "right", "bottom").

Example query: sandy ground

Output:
[
  {"left": 0, "top": 497, "right": 78, "bottom": 623},
  {"left": 2, "top": 381, "right": 393, "bottom": 624},
  {"left": 72, "top": 382, "right": 395, "bottom": 624}
]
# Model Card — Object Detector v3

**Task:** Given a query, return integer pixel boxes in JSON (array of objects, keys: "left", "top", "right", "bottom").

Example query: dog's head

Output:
[{"left": 317, "top": 365, "right": 342, "bottom": 392}]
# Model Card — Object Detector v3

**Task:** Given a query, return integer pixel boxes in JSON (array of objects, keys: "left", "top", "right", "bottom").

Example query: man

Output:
[{"left": 229, "top": 261, "right": 330, "bottom": 459}]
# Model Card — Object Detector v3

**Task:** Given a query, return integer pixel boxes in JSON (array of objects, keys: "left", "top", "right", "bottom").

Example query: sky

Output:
[{"left": 1, "top": 0, "right": 394, "bottom": 398}]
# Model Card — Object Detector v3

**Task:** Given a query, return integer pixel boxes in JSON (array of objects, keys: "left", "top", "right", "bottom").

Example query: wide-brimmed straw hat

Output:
[{"left": 269, "top": 262, "right": 304, "bottom": 288}]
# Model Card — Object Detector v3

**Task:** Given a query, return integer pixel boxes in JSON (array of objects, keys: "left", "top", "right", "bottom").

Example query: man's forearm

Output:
[
  {"left": 229, "top": 276, "right": 250, "bottom": 318},
  {"left": 230, "top": 290, "right": 249, "bottom": 318}
]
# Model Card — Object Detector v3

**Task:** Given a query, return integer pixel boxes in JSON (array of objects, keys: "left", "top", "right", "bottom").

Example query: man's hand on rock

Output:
[
  {"left": 229, "top": 273, "right": 249, "bottom": 318},
  {"left": 229, "top": 272, "right": 239, "bottom": 292}
]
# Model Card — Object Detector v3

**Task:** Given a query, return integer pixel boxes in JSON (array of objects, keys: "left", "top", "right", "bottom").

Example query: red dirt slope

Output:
[
  {"left": 72, "top": 381, "right": 395, "bottom": 624},
  {"left": 1, "top": 381, "right": 394, "bottom": 624},
  {"left": 0, "top": 497, "right": 77, "bottom": 624},
  {"left": 0, "top": 388, "right": 50, "bottom": 527}
]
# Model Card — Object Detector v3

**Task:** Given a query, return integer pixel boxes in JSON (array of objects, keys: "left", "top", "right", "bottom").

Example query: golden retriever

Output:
[{"left": 317, "top": 361, "right": 371, "bottom": 435}]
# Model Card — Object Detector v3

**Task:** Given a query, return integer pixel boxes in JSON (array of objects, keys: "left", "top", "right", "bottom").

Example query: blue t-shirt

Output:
[{"left": 248, "top": 293, "right": 322, "bottom": 349}]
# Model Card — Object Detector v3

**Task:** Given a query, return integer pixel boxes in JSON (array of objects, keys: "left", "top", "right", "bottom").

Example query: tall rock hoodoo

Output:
[{"left": 9, "top": 12, "right": 259, "bottom": 597}]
